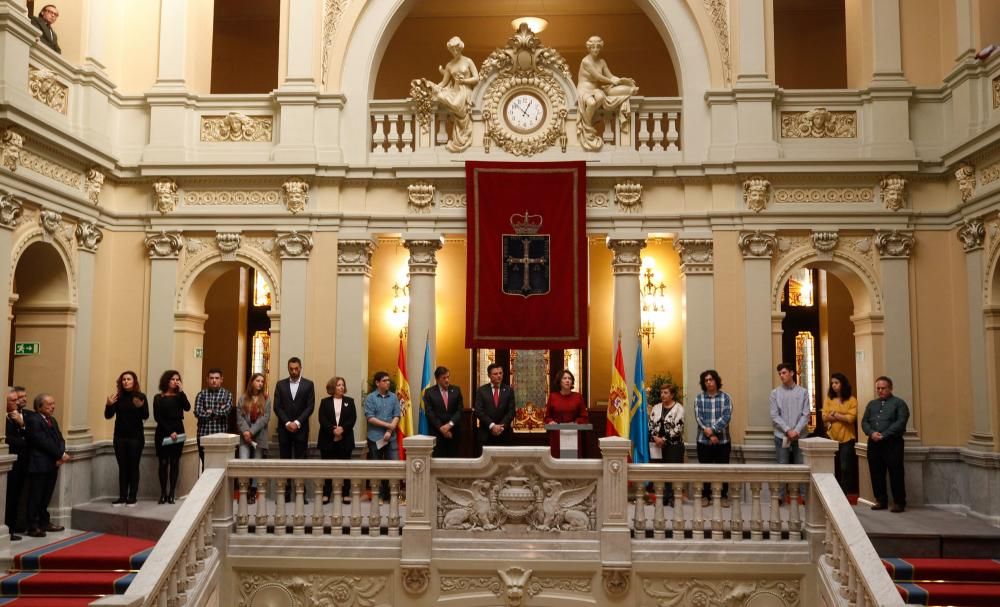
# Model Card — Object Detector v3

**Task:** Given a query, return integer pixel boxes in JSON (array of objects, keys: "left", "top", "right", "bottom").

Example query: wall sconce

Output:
[
  {"left": 638, "top": 257, "right": 667, "bottom": 346},
  {"left": 390, "top": 267, "right": 410, "bottom": 339}
]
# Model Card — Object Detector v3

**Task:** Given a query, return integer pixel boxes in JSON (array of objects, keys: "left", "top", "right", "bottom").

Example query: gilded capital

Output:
[
  {"left": 337, "top": 239, "right": 377, "bottom": 276},
  {"left": 738, "top": 231, "right": 776, "bottom": 258},
  {"left": 404, "top": 238, "right": 444, "bottom": 276},
  {"left": 75, "top": 221, "right": 103, "bottom": 252},
  {"left": 874, "top": 230, "right": 914, "bottom": 258},
  {"left": 673, "top": 238, "right": 713, "bottom": 274},
  {"left": 607, "top": 238, "right": 646, "bottom": 274},
  {"left": 276, "top": 231, "right": 314, "bottom": 258},
  {"left": 145, "top": 230, "right": 185, "bottom": 258},
  {"left": 957, "top": 219, "right": 985, "bottom": 252},
  {"left": 0, "top": 191, "right": 24, "bottom": 229}
]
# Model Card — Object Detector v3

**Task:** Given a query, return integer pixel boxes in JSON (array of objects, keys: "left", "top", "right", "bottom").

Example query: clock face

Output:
[{"left": 504, "top": 93, "right": 546, "bottom": 134}]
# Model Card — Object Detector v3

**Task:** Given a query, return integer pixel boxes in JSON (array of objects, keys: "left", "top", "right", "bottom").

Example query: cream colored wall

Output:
[
  {"left": 106, "top": 0, "right": 161, "bottom": 94},
  {"left": 589, "top": 239, "right": 613, "bottom": 404},
  {"left": 979, "top": 0, "right": 1000, "bottom": 53},
  {"left": 900, "top": 0, "right": 949, "bottom": 87},
  {"left": 304, "top": 232, "right": 339, "bottom": 405},
  {"left": 640, "top": 239, "right": 684, "bottom": 394},
  {"left": 368, "top": 239, "right": 410, "bottom": 391},
  {"left": 187, "top": 0, "right": 215, "bottom": 95},
  {"left": 434, "top": 240, "right": 471, "bottom": 400},
  {"left": 712, "top": 231, "right": 748, "bottom": 442},
  {"left": 844, "top": 0, "right": 873, "bottom": 88}
]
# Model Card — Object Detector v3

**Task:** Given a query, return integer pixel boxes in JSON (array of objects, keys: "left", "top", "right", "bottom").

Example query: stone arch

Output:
[
  {"left": 336, "top": 0, "right": 719, "bottom": 163},
  {"left": 771, "top": 248, "right": 881, "bottom": 316},
  {"left": 176, "top": 248, "right": 280, "bottom": 315},
  {"left": 9, "top": 228, "right": 77, "bottom": 305},
  {"left": 984, "top": 232, "right": 1000, "bottom": 307}
]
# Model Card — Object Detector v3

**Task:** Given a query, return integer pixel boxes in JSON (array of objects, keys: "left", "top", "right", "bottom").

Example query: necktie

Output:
[
  {"left": 46, "top": 416, "right": 52, "bottom": 428},
  {"left": 493, "top": 387, "right": 499, "bottom": 406},
  {"left": 442, "top": 389, "right": 449, "bottom": 407}
]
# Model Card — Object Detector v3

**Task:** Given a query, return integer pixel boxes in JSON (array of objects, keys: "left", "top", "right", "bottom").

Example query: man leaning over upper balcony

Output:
[{"left": 30, "top": 4, "right": 61, "bottom": 54}]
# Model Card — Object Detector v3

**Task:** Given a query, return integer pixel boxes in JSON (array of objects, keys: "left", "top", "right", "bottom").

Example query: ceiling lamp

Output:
[{"left": 511, "top": 16, "right": 548, "bottom": 33}]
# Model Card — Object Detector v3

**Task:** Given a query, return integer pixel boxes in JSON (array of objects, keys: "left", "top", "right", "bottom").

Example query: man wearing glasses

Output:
[{"left": 31, "top": 5, "right": 61, "bottom": 54}]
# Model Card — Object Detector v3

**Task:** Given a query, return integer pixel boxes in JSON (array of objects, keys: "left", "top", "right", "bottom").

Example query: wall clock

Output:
[{"left": 503, "top": 91, "right": 547, "bottom": 134}]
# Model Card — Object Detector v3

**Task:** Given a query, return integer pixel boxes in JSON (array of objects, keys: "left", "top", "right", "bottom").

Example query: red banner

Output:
[{"left": 466, "top": 161, "right": 588, "bottom": 349}]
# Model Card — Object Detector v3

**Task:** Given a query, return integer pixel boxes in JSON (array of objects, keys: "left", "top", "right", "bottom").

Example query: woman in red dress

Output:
[{"left": 544, "top": 369, "right": 589, "bottom": 457}]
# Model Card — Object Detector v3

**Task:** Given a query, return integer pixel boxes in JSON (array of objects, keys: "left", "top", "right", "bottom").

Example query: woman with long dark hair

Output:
[
  {"left": 236, "top": 373, "right": 271, "bottom": 504},
  {"left": 823, "top": 373, "right": 858, "bottom": 494},
  {"left": 104, "top": 371, "right": 149, "bottom": 506},
  {"left": 153, "top": 370, "right": 190, "bottom": 504}
]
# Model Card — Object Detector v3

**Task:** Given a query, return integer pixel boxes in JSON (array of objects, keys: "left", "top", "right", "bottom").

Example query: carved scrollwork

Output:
[
  {"left": 200, "top": 113, "right": 273, "bottom": 142},
  {"left": 153, "top": 178, "right": 178, "bottom": 214},
  {"left": 738, "top": 231, "right": 776, "bottom": 258},
  {"left": 441, "top": 570, "right": 590, "bottom": 606},
  {"left": 237, "top": 572, "right": 389, "bottom": 607},
  {"left": 614, "top": 181, "right": 642, "bottom": 211},
  {"left": 994, "top": 76, "right": 1000, "bottom": 110},
  {"left": 321, "top": 0, "right": 348, "bottom": 88},
  {"left": 958, "top": 219, "right": 986, "bottom": 252},
  {"left": 674, "top": 238, "right": 714, "bottom": 274},
  {"left": 643, "top": 577, "right": 801, "bottom": 607},
  {"left": 704, "top": 0, "right": 733, "bottom": 85},
  {"left": 337, "top": 239, "right": 377, "bottom": 276},
  {"left": 602, "top": 568, "right": 630, "bottom": 597},
  {"left": 982, "top": 162, "right": 1000, "bottom": 186},
  {"left": 75, "top": 221, "right": 103, "bottom": 252},
  {"left": 743, "top": 176, "right": 771, "bottom": 213},
  {"left": 1, "top": 127, "right": 23, "bottom": 172},
  {"left": 439, "top": 192, "right": 466, "bottom": 208},
  {"left": 282, "top": 177, "right": 309, "bottom": 214},
  {"left": 879, "top": 175, "right": 906, "bottom": 211},
  {"left": 183, "top": 190, "right": 281, "bottom": 206},
  {"left": 401, "top": 566, "right": 430, "bottom": 595},
  {"left": 0, "top": 192, "right": 24, "bottom": 228},
  {"left": 145, "top": 230, "right": 185, "bottom": 258},
  {"left": 874, "top": 230, "right": 914, "bottom": 258},
  {"left": 28, "top": 66, "right": 68, "bottom": 113},
  {"left": 780, "top": 107, "right": 856, "bottom": 138},
  {"left": 85, "top": 168, "right": 105, "bottom": 205},
  {"left": 586, "top": 192, "right": 610, "bottom": 208},
  {"left": 773, "top": 187, "right": 874, "bottom": 204},
  {"left": 216, "top": 233, "right": 242, "bottom": 259},
  {"left": 811, "top": 231, "right": 839, "bottom": 254},
  {"left": 39, "top": 209, "right": 62, "bottom": 237},
  {"left": 407, "top": 182, "right": 435, "bottom": 212},
  {"left": 956, "top": 162, "right": 976, "bottom": 202},
  {"left": 276, "top": 231, "right": 313, "bottom": 258},
  {"left": 404, "top": 239, "right": 443, "bottom": 276}
]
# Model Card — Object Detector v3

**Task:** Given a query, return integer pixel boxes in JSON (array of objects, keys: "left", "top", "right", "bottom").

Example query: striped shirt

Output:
[
  {"left": 195, "top": 388, "right": 233, "bottom": 437},
  {"left": 695, "top": 391, "right": 732, "bottom": 445}
]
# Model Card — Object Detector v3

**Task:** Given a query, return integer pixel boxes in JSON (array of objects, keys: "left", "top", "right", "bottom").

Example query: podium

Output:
[{"left": 544, "top": 423, "right": 593, "bottom": 459}]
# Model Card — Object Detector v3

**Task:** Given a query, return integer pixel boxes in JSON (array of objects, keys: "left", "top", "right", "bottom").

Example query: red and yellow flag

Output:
[
  {"left": 396, "top": 336, "right": 413, "bottom": 460},
  {"left": 606, "top": 337, "right": 629, "bottom": 439}
]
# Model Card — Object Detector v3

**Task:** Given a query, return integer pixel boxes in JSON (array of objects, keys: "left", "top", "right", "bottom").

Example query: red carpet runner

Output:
[
  {"left": 0, "top": 531, "right": 155, "bottom": 606},
  {"left": 885, "top": 557, "right": 1000, "bottom": 606}
]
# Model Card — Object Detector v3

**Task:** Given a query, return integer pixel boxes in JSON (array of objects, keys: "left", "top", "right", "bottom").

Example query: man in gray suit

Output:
[{"left": 30, "top": 5, "right": 61, "bottom": 54}]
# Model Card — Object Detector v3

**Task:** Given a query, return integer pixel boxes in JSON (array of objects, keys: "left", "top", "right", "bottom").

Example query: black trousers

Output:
[
  {"left": 278, "top": 433, "right": 308, "bottom": 459},
  {"left": 5, "top": 459, "right": 26, "bottom": 532},
  {"left": 835, "top": 440, "right": 857, "bottom": 495},
  {"left": 696, "top": 441, "right": 731, "bottom": 499},
  {"left": 867, "top": 435, "right": 905, "bottom": 507},
  {"left": 27, "top": 469, "right": 57, "bottom": 530},
  {"left": 114, "top": 436, "right": 144, "bottom": 501},
  {"left": 320, "top": 449, "right": 351, "bottom": 499},
  {"left": 432, "top": 432, "right": 460, "bottom": 458}
]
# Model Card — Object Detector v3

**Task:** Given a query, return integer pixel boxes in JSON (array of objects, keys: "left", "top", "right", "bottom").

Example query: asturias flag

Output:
[
  {"left": 606, "top": 337, "right": 629, "bottom": 439},
  {"left": 418, "top": 335, "right": 433, "bottom": 436},
  {"left": 396, "top": 336, "right": 413, "bottom": 460},
  {"left": 629, "top": 341, "right": 650, "bottom": 463}
]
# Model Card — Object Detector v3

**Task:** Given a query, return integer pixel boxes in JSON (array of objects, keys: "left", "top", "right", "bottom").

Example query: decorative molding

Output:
[
  {"left": 216, "top": 232, "right": 242, "bottom": 260},
  {"left": 874, "top": 230, "right": 915, "bottom": 258},
  {"left": 586, "top": 191, "right": 610, "bottom": 208},
  {"left": 39, "top": 209, "right": 62, "bottom": 238},
  {"left": 956, "top": 162, "right": 976, "bottom": 202},
  {"left": 282, "top": 177, "right": 309, "bottom": 214},
  {"left": 673, "top": 238, "right": 714, "bottom": 274},
  {"left": 400, "top": 566, "right": 429, "bottom": 595},
  {"left": 85, "top": 168, "right": 104, "bottom": 205},
  {"left": 145, "top": 230, "right": 184, "bottom": 258},
  {"left": 840, "top": 235, "right": 876, "bottom": 264},
  {"left": 404, "top": 238, "right": 444, "bottom": 276},
  {"left": 0, "top": 192, "right": 24, "bottom": 228},
  {"left": 981, "top": 162, "right": 1000, "bottom": 186},
  {"left": 74, "top": 221, "right": 103, "bottom": 252},
  {"left": 780, "top": 107, "right": 857, "bottom": 138},
  {"left": 337, "top": 239, "right": 377, "bottom": 276},
  {"left": 18, "top": 149, "right": 82, "bottom": 189},
  {"left": 183, "top": 190, "right": 281, "bottom": 206},
  {"left": 773, "top": 187, "right": 874, "bottom": 204},
  {"left": 642, "top": 577, "right": 801, "bottom": 607},
  {"left": 200, "top": 113, "right": 273, "bottom": 142},
  {"left": 0, "top": 128, "right": 22, "bottom": 171},
  {"left": 28, "top": 66, "right": 68, "bottom": 113},
  {"left": 879, "top": 175, "right": 906, "bottom": 211},
  {"left": 153, "top": 178, "right": 179, "bottom": 214},
  {"left": 407, "top": 182, "right": 435, "bottom": 213},
  {"left": 276, "top": 231, "right": 313, "bottom": 258},
  {"left": 771, "top": 241, "right": 882, "bottom": 314},
  {"left": 742, "top": 176, "right": 771, "bottom": 213},
  {"left": 738, "top": 231, "right": 776, "bottom": 258},
  {"left": 958, "top": 219, "right": 986, "bottom": 252},
  {"left": 236, "top": 572, "right": 388, "bottom": 607},
  {"left": 703, "top": 0, "right": 732, "bottom": 85},
  {"left": 775, "top": 235, "right": 810, "bottom": 263},
  {"left": 811, "top": 231, "right": 839, "bottom": 254},
  {"left": 244, "top": 237, "right": 276, "bottom": 257},
  {"left": 614, "top": 180, "right": 642, "bottom": 211},
  {"left": 994, "top": 76, "right": 999, "bottom": 110},
  {"left": 607, "top": 239, "right": 646, "bottom": 274},
  {"left": 602, "top": 568, "right": 630, "bottom": 597},
  {"left": 440, "top": 569, "right": 591, "bottom": 606},
  {"left": 321, "top": 0, "right": 349, "bottom": 87},
  {"left": 439, "top": 192, "right": 466, "bottom": 208}
]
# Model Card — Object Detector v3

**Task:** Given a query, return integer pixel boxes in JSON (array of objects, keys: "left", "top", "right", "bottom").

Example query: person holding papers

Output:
[
  {"left": 364, "top": 371, "right": 400, "bottom": 501},
  {"left": 153, "top": 370, "right": 190, "bottom": 504}
]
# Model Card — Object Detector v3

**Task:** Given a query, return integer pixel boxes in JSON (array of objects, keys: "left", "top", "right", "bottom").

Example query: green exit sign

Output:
[{"left": 14, "top": 342, "right": 40, "bottom": 356}]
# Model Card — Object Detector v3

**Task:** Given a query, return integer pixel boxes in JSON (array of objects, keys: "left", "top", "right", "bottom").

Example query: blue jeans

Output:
[
  {"left": 238, "top": 441, "right": 265, "bottom": 489},
  {"left": 774, "top": 436, "right": 807, "bottom": 499}
]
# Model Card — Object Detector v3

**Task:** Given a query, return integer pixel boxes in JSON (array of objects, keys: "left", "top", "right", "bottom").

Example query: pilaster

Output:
[
  {"left": 335, "top": 237, "right": 377, "bottom": 443},
  {"left": 67, "top": 225, "right": 102, "bottom": 444},
  {"left": 733, "top": 0, "right": 779, "bottom": 159},
  {"left": 674, "top": 237, "right": 715, "bottom": 443},
  {"left": 144, "top": 232, "right": 183, "bottom": 394},
  {"left": 277, "top": 232, "right": 312, "bottom": 373},
  {"left": 273, "top": 0, "right": 321, "bottom": 162},
  {"left": 599, "top": 437, "right": 632, "bottom": 568},
  {"left": 153, "top": 0, "right": 188, "bottom": 90},
  {"left": 0, "top": 192, "right": 22, "bottom": 399},
  {"left": 874, "top": 231, "right": 917, "bottom": 437},
  {"left": 403, "top": 235, "right": 443, "bottom": 403},
  {"left": 738, "top": 231, "right": 777, "bottom": 454},
  {"left": 83, "top": 0, "right": 110, "bottom": 71},
  {"left": 606, "top": 236, "right": 646, "bottom": 384},
  {"left": 957, "top": 220, "right": 992, "bottom": 449}
]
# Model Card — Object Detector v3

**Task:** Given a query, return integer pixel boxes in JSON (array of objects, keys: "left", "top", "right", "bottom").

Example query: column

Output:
[
  {"left": 0, "top": 192, "right": 22, "bottom": 453},
  {"left": 274, "top": 0, "right": 320, "bottom": 162},
  {"left": 282, "top": 0, "right": 319, "bottom": 90},
  {"left": 870, "top": 0, "right": 904, "bottom": 79},
  {"left": 276, "top": 232, "right": 313, "bottom": 371},
  {"left": 957, "top": 220, "right": 992, "bottom": 449},
  {"left": 738, "top": 231, "right": 777, "bottom": 456},
  {"left": 83, "top": 0, "right": 110, "bottom": 71},
  {"left": 144, "top": 232, "right": 184, "bottom": 395},
  {"left": 607, "top": 236, "right": 646, "bottom": 385},
  {"left": 153, "top": 0, "right": 189, "bottom": 89},
  {"left": 954, "top": 0, "right": 977, "bottom": 63},
  {"left": 335, "top": 237, "right": 377, "bottom": 445},
  {"left": 403, "top": 236, "right": 443, "bottom": 407},
  {"left": 733, "top": 0, "right": 779, "bottom": 159},
  {"left": 66, "top": 224, "right": 102, "bottom": 444},
  {"left": 674, "top": 237, "right": 715, "bottom": 443},
  {"left": 863, "top": 0, "right": 915, "bottom": 158},
  {"left": 146, "top": 0, "right": 192, "bottom": 162}
]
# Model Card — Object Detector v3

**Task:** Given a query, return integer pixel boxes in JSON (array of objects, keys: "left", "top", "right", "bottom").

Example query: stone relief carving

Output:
[
  {"left": 410, "top": 37, "right": 480, "bottom": 152},
  {"left": 321, "top": 0, "right": 348, "bottom": 87},
  {"left": 703, "top": 0, "right": 733, "bottom": 85},
  {"left": 811, "top": 231, "right": 838, "bottom": 253},
  {"left": 282, "top": 177, "right": 309, "bottom": 214},
  {"left": 85, "top": 168, "right": 104, "bottom": 204},
  {"left": 186, "top": 238, "right": 206, "bottom": 254},
  {"left": 0, "top": 192, "right": 24, "bottom": 228},
  {"left": 153, "top": 178, "right": 178, "bottom": 214},
  {"left": 738, "top": 231, "right": 776, "bottom": 258},
  {"left": 439, "top": 192, "right": 466, "bottom": 208},
  {"left": 742, "top": 176, "right": 771, "bottom": 213},
  {"left": 440, "top": 569, "right": 591, "bottom": 606},
  {"left": 614, "top": 180, "right": 642, "bottom": 211},
  {"left": 603, "top": 568, "right": 630, "bottom": 597},
  {"left": 39, "top": 209, "right": 62, "bottom": 237},
  {"left": 586, "top": 192, "right": 610, "bottom": 208},
  {"left": 407, "top": 182, "right": 435, "bottom": 212},
  {"left": 957, "top": 219, "right": 986, "bottom": 252},
  {"left": 879, "top": 175, "right": 906, "bottom": 211},
  {"left": 400, "top": 566, "right": 429, "bottom": 595},
  {"left": 28, "top": 66, "right": 68, "bottom": 113},
  {"left": 337, "top": 240, "right": 377, "bottom": 275},
  {"left": 276, "top": 231, "right": 313, "bottom": 258},
  {"left": 577, "top": 36, "right": 639, "bottom": 151},
  {"left": 608, "top": 239, "right": 646, "bottom": 273},
  {"left": 145, "top": 231, "right": 184, "bottom": 258},
  {"left": 674, "top": 238, "right": 714, "bottom": 274},
  {"left": 956, "top": 162, "right": 976, "bottom": 202},
  {"left": 981, "top": 162, "right": 1000, "bottom": 186},
  {"left": 643, "top": 577, "right": 801, "bottom": 607},
  {"left": 244, "top": 237, "right": 276, "bottom": 257},
  {"left": 74, "top": 221, "right": 103, "bottom": 252},
  {"left": 200, "top": 113, "right": 273, "bottom": 142},
  {"left": 19, "top": 149, "right": 83, "bottom": 189},
  {"left": 437, "top": 463, "right": 596, "bottom": 532},
  {"left": 217, "top": 233, "right": 242, "bottom": 259},
  {"left": 773, "top": 187, "right": 874, "bottom": 204},
  {"left": 780, "top": 108, "right": 856, "bottom": 138},
  {"left": 237, "top": 572, "right": 389, "bottom": 607},
  {"left": 994, "top": 76, "right": 1000, "bottom": 110},
  {"left": 183, "top": 190, "right": 281, "bottom": 206},
  {"left": 403, "top": 239, "right": 442, "bottom": 275},
  {"left": 1, "top": 128, "right": 23, "bottom": 171},
  {"left": 498, "top": 567, "right": 532, "bottom": 607},
  {"left": 874, "top": 230, "right": 914, "bottom": 258}
]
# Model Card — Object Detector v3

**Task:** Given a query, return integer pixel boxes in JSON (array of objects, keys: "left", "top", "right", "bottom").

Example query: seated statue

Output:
[
  {"left": 576, "top": 36, "right": 639, "bottom": 151},
  {"left": 410, "top": 36, "right": 480, "bottom": 152}
]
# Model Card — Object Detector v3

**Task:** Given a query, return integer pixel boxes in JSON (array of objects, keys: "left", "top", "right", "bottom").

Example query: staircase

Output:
[
  {"left": 0, "top": 531, "right": 154, "bottom": 606},
  {"left": 885, "top": 557, "right": 1000, "bottom": 607}
]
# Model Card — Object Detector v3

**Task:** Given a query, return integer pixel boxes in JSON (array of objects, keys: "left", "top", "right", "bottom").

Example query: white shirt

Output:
[
  {"left": 289, "top": 378, "right": 300, "bottom": 400},
  {"left": 333, "top": 397, "right": 343, "bottom": 423}
]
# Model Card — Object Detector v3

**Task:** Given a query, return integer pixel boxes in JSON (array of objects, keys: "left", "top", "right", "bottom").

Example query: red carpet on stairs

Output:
[
  {"left": 1, "top": 532, "right": 156, "bottom": 606},
  {"left": 883, "top": 557, "right": 1000, "bottom": 607}
]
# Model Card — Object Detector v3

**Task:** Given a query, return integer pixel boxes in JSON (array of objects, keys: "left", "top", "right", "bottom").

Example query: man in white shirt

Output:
[{"left": 273, "top": 357, "right": 316, "bottom": 461}]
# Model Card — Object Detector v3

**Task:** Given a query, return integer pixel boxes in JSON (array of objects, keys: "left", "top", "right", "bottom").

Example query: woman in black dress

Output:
[
  {"left": 153, "top": 369, "right": 190, "bottom": 504},
  {"left": 318, "top": 376, "right": 356, "bottom": 504},
  {"left": 104, "top": 370, "right": 149, "bottom": 506}
]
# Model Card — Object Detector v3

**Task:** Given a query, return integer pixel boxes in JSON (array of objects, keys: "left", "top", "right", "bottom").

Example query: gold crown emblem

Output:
[{"left": 509, "top": 210, "right": 543, "bottom": 234}]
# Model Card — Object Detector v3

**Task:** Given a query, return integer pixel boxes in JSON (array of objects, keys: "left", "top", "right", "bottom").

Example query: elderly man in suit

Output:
[
  {"left": 424, "top": 366, "right": 464, "bottom": 458},
  {"left": 474, "top": 363, "right": 516, "bottom": 448},
  {"left": 30, "top": 5, "right": 61, "bottom": 54},
  {"left": 25, "top": 393, "right": 69, "bottom": 537}
]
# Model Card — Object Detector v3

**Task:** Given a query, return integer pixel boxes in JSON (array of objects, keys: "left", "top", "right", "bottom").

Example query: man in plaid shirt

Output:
[
  {"left": 695, "top": 369, "right": 733, "bottom": 507},
  {"left": 195, "top": 368, "right": 233, "bottom": 468}
]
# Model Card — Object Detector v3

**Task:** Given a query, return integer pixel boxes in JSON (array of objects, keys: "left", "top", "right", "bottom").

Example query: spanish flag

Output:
[
  {"left": 606, "top": 337, "right": 629, "bottom": 439},
  {"left": 396, "top": 336, "right": 413, "bottom": 460}
]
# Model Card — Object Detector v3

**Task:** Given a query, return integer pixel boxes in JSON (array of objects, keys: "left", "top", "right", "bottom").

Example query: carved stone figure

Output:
[
  {"left": 276, "top": 231, "right": 313, "bottom": 257},
  {"left": 85, "top": 168, "right": 105, "bottom": 205},
  {"left": 780, "top": 107, "right": 856, "bottom": 138},
  {"left": 407, "top": 182, "right": 435, "bottom": 212},
  {"left": 410, "top": 37, "right": 480, "bottom": 152},
  {"left": 956, "top": 163, "right": 976, "bottom": 202},
  {"left": 75, "top": 221, "right": 103, "bottom": 251},
  {"left": 153, "top": 178, "right": 178, "bottom": 214},
  {"left": 28, "top": 67, "right": 68, "bottom": 113},
  {"left": 738, "top": 231, "right": 776, "bottom": 258},
  {"left": 217, "top": 232, "right": 241, "bottom": 256},
  {"left": 144, "top": 230, "right": 184, "bottom": 258},
  {"left": 498, "top": 567, "right": 533, "bottom": 607},
  {"left": 614, "top": 180, "right": 642, "bottom": 211},
  {"left": 576, "top": 36, "right": 638, "bottom": 151},
  {"left": 743, "top": 176, "right": 771, "bottom": 213},
  {"left": 531, "top": 480, "right": 594, "bottom": 531},
  {"left": 0, "top": 192, "right": 23, "bottom": 228},
  {"left": 811, "top": 231, "right": 838, "bottom": 253},
  {"left": 1, "top": 127, "right": 23, "bottom": 172},
  {"left": 39, "top": 209, "right": 62, "bottom": 236},
  {"left": 401, "top": 566, "right": 430, "bottom": 595},
  {"left": 880, "top": 175, "right": 906, "bottom": 211},
  {"left": 438, "top": 479, "right": 498, "bottom": 530},
  {"left": 282, "top": 177, "right": 309, "bottom": 214},
  {"left": 200, "top": 113, "right": 273, "bottom": 142}
]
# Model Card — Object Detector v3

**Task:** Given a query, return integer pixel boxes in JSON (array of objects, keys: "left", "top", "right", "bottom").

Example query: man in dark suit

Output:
[
  {"left": 274, "top": 357, "right": 316, "bottom": 461},
  {"left": 5, "top": 388, "right": 28, "bottom": 540},
  {"left": 474, "top": 363, "right": 516, "bottom": 448},
  {"left": 25, "top": 393, "right": 68, "bottom": 537},
  {"left": 424, "top": 366, "right": 464, "bottom": 458},
  {"left": 30, "top": 5, "right": 61, "bottom": 54}
]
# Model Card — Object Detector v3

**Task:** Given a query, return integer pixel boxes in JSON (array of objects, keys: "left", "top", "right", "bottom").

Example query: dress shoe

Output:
[
  {"left": 890, "top": 504, "right": 905, "bottom": 513},
  {"left": 27, "top": 528, "right": 45, "bottom": 538},
  {"left": 45, "top": 523, "right": 65, "bottom": 532},
  {"left": 158, "top": 495, "right": 167, "bottom": 505},
  {"left": 112, "top": 498, "right": 127, "bottom": 507},
  {"left": 870, "top": 503, "right": 887, "bottom": 511},
  {"left": 167, "top": 496, "right": 175, "bottom": 504},
  {"left": 10, "top": 534, "right": 21, "bottom": 541},
  {"left": 125, "top": 500, "right": 137, "bottom": 508}
]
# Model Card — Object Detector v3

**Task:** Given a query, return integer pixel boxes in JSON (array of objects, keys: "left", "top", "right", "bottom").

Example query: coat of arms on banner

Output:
[{"left": 503, "top": 210, "right": 550, "bottom": 297}]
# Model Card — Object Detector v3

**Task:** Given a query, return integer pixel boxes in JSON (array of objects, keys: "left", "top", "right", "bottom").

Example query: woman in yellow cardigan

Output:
[{"left": 823, "top": 373, "right": 858, "bottom": 495}]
